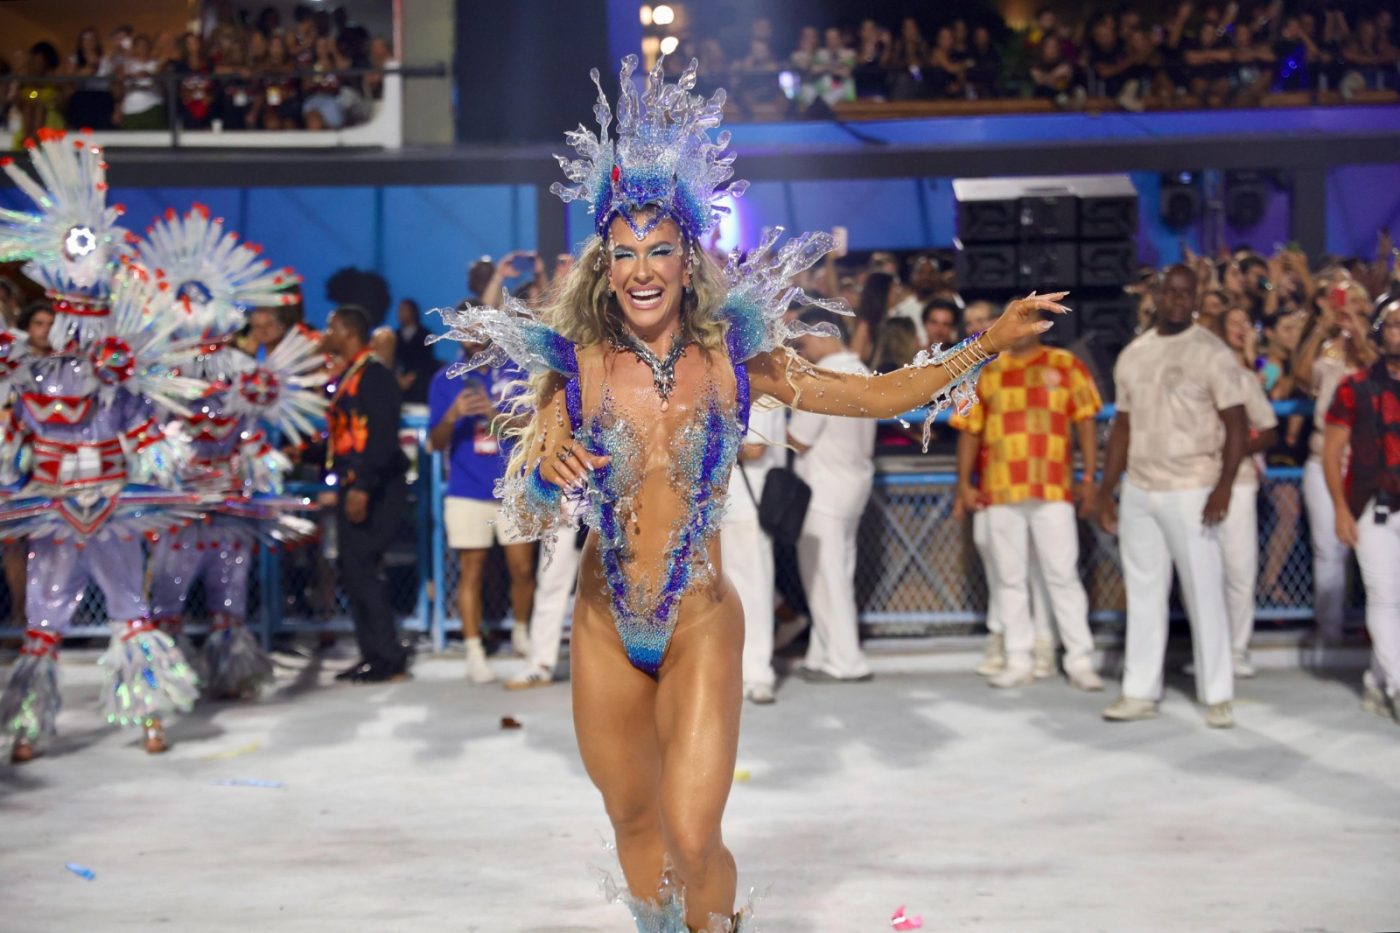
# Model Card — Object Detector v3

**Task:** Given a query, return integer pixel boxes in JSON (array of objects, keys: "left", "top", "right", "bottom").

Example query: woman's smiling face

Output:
[{"left": 606, "top": 214, "right": 689, "bottom": 337}]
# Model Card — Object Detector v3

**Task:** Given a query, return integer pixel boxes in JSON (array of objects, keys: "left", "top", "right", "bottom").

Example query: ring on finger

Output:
[{"left": 556, "top": 447, "right": 573, "bottom": 464}]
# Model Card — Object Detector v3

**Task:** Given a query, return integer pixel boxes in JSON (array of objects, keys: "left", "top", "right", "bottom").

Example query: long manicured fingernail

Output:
[{"left": 1035, "top": 321, "right": 1054, "bottom": 332}]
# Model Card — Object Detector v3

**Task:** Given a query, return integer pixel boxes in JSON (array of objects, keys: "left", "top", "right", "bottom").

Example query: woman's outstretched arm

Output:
[{"left": 746, "top": 292, "right": 1068, "bottom": 417}]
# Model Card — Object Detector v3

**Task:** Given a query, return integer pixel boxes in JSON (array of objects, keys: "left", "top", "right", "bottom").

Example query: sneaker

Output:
[
  {"left": 504, "top": 664, "right": 553, "bottom": 691},
  {"left": 744, "top": 683, "right": 776, "bottom": 705},
  {"left": 974, "top": 632, "right": 1005, "bottom": 677},
  {"left": 510, "top": 624, "right": 531, "bottom": 658},
  {"left": 466, "top": 644, "right": 496, "bottom": 685},
  {"left": 794, "top": 666, "right": 873, "bottom": 684},
  {"left": 1360, "top": 671, "right": 1393, "bottom": 719},
  {"left": 1205, "top": 701, "right": 1235, "bottom": 729},
  {"left": 1065, "top": 659, "right": 1105, "bottom": 692},
  {"left": 1102, "top": 696, "right": 1158, "bottom": 722},
  {"left": 1032, "top": 639, "right": 1056, "bottom": 679},
  {"left": 1233, "top": 652, "right": 1256, "bottom": 679},
  {"left": 989, "top": 662, "right": 1035, "bottom": 689}
]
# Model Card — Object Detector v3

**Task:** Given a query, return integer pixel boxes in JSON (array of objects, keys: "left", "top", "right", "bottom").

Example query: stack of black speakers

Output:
[{"left": 953, "top": 175, "right": 1139, "bottom": 399}]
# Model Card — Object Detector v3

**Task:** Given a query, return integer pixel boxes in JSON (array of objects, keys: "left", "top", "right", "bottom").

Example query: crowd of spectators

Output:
[
  {"left": 0, "top": 4, "right": 393, "bottom": 144},
  {"left": 689, "top": 3, "right": 1400, "bottom": 119}
]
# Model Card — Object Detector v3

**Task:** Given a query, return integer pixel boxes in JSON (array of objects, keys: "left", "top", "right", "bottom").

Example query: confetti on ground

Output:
[
  {"left": 890, "top": 905, "right": 923, "bottom": 930},
  {"left": 201, "top": 742, "right": 260, "bottom": 762},
  {"left": 65, "top": 863, "right": 95, "bottom": 881},
  {"left": 500, "top": 716, "right": 523, "bottom": 730},
  {"left": 733, "top": 769, "right": 752, "bottom": 783},
  {"left": 212, "top": 778, "right": 284, "bottom": 789}
]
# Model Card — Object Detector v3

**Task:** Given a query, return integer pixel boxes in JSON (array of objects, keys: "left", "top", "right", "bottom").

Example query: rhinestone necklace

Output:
[{"left": 611, "top": 329, "right": 689, "bottom": 411}]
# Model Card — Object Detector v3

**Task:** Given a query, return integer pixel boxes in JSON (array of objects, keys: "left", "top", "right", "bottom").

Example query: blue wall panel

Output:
[{"left": 1327, "top": 165, "right": 1400, "bottom": 260}]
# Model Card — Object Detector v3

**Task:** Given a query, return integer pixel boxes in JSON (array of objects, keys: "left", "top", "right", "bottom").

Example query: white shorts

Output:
[{"left": 444, "top": 496, "right": 529, "bottom": 550}]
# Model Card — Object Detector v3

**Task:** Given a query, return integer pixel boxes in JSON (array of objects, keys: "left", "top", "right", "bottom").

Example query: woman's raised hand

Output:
[
  {"left": 539, "top": 437, "right": 611, "bottom": 490},
  {"left": 982, "top": 292, "right": 1071, "bottom": 354}
]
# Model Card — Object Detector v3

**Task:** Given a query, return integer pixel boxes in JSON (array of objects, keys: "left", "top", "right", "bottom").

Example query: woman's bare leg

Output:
[
  {"left": 572, "top": 608, "right": 668, "bottom": 900},
  {"left": 656, "top": 589, "right": 744, "bottom": 929}
]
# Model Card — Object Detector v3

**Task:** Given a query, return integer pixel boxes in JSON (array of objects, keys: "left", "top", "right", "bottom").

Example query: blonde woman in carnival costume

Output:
[{"left": 435, "top": 57, "right": 1067, "bottom": 931}]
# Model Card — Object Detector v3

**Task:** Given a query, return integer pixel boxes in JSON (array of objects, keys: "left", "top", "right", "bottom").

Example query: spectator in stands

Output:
[
  {"left": 1229, "top": 23, "right": 1276, "bottom": 108},
  {"left": 955, "top": 304, "right": 1104, "bottom": 690},
  {"left": 962, "top": 299, "right": 997, "bottom": 339},
  {"left": 260, "top": 32, "right": 301, "bottom": 129},
  {"left": 393, "top": 298, "right": 436, "bottom": 406},
  {"left": 1295, "top": 279, "right": 1375, "bottom": 642},
  {"left": 1324, "top": 297, "right": 1400, "bottom": 720},
  {"left": 1258, "top": 309, "right": 1309, "bottom": 603},
  {"left": 719, "top": 400, "right": 788, "bottom": 704},
  {"left": 871, "top": 317, "right": 919, "bottom": 375},
  {"left": 925, "top": 26, "right": 970, "bottom": 99},
  {"left": 65, "top": 27, "right": 115, "bottom": 130},
  {"left": 1340, "top": 15, "right": 1399, "bottom": 98},
  {"left": 1185, "top": 14, "right": 1235, "bottom": 108},
  {"left": 1097, "top": 264, "right": 1248, "bottom": 729},
  {"left": 1273, "top": 15, "right": 1319, "bottom": 92},
  {"left": 789, "top": 307, "right": 876, "bottom": 683},
  {"left": 1223, "top": 306, "right": 1258, "bottom": 370},
  {"left": 965, "top": 25, "right": 1001, "bottom": 98},
  {"left": 853, "top": 19, "right": 890, "bottom": 100},
  {"left": 428, "top": 345, "right": 535, "bottom": 684},
  {"left": 247, "top": 305, "right": 289, "bottom": 355},
  {"left": 363, "top": 37, "right": 393, "bottom": 101},
  {"left": 323, "top": 304, "right": 411, "bottom": 683},
  {"left": 170, "top": 32, "right": 216, "bottom": 130},
  {"left": 889, "top": 254, "right": 939, "bottom": 344},
  {"left": 303, "top": 36, "right": 348, "bottom": 130},
  {"left": 19, "top": 301, "right": 53, "bottom": 355},
  {"left": 886, "top": 17, "right": 929, "bottom": 100},
  {"left": 214, "top": 37, "right": 256, "bottom": 130},
  {"left": 114, "top": 35, "right": 166, "bottom": 129},
  {"left": 789, "top": 26, "right": 822, "bottom": 109},
  {"left": 103, "top": 25, "right": 132, "bottom": 78},
  {"left": 12, "top": 43, "right": 63, "bottom": 146},
  {"left": 808, "top": 27, "right": 856, "bottom": 110},
  {"left": 1239, "top": 254, "right": 1272, "bottom": 319},
  {"left": 848, "top": 270, "right": 892, "bottom": 366},
  {"left": 247, "top": 29, "right": 269, "bottom": 70},
  {"left": 369, "top": 325, "right": 396, "bottom": 369},
  {"left": 922, "top": 298, "right": 960, "bottom": 352},
  {"left": 1030, "top": 35, "right": 1082, "bottom": 107}
]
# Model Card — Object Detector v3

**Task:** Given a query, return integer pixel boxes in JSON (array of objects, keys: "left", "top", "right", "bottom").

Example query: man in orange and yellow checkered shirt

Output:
[{"left": 953, "top": 310, "right": 1104, "bottom": 691}]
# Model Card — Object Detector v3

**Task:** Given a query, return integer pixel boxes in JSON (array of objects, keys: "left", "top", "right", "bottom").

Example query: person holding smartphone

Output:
[{"left": 428, "top": 346, "right": 536, "bottom": 683}]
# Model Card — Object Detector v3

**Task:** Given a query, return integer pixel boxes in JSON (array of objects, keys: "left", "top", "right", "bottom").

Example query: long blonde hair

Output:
[{"left": 502, "top": 231, "right": 731, "bottom": 479}]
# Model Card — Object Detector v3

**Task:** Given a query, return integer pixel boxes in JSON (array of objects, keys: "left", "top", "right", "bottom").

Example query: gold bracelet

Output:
[{"left": 939, "top": 337, "right": 994, "bottom": 380}]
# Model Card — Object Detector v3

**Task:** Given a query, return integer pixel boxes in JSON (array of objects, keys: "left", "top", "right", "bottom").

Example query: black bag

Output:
[{"left": 739, "top": 450, "right": 811, "bottom": 545}]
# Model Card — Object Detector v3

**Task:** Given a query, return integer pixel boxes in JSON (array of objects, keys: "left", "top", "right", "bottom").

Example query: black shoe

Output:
[
  {"left": 349, "top": 661, "right": 410, "bottom": 684},
  {"left": 334, "top": 660, "right": 372, "bottom": 682}
]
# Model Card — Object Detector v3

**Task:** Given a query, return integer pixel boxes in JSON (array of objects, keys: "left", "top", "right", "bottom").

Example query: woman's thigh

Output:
[{"left": 571, "top": 606, "right": 662, "bottom": 818}]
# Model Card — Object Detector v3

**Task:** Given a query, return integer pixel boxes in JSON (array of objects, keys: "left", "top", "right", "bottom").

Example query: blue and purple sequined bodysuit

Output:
[{"left": 560, "top": 334, "right": 749, "bottom": 673}]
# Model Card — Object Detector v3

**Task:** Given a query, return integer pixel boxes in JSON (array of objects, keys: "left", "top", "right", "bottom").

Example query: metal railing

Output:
[{"left": 0, "top": 401, "right": 1354, "bottom": 650}]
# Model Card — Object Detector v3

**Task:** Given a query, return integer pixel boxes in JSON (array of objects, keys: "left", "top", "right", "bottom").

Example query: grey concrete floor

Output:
[{"left": 2, "top": 648, "right": 1398, "bottom": 932}]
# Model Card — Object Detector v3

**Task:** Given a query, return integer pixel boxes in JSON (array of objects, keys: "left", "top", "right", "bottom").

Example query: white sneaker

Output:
[
  {"left": 974, "top": 632, "right": 1005, "bottom": 677},
  {"left": 466, "top": 643, "right": 496, "bottom": 684},
  {"left": 1065, "top": 659, "right": 1104, "bottom": 692},
  {"left": 510, "top": 624, "right": 531, "bottom": 658},
  {"left": 1102, "top": 696, "right": 1158, "bottom": 721},
  {"left": 744, "top": 683, "right": 775, "bottom": 705},
  {"left": 1205, "top": 701, "right": 1235, "bottom": 729},
  {"left": 1360, "top": 671, "right": 1395, "bottom": 721},
  {"left": 1032, "top": 639, "right": 1056, "bottom": 679},
  {"left": 1233, "top": 652, "right": 1256, "bottom": 679},
  {"left": 989, "top": 662, "right": 1034, "bottom": 689},
  {"left": 504, "top": 664, "right": 553, "bottom": 691}
]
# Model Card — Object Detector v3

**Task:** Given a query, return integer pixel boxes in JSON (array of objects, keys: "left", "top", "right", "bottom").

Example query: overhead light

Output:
[
  {"left": 653, "top": 4, "right": 675, "bottom": 26},
  {"left": 639, "top": 5, "right": 652, "bottom": 25},
  {"left": 641, "top": 36, "right": 661, "bottom": 56},
  {"left": 659, "top": 35, "right": 679, "bottom": 55}
]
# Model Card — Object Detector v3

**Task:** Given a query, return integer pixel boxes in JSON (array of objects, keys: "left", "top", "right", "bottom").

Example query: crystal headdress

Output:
[
  {"left": 0, "top": 129, "right": 130, "bottom": 345},
  {"left": 551, "top": 55, "right": 748, "bottom": 243},
  {"left": 135, "top": 204, "right": 302, "bottom": 339}
]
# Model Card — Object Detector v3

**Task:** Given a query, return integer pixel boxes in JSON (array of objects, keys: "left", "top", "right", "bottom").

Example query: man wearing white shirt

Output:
[
  {"left": 720, "top": 404, "right": 788, "bottom": 705},
  {"left": 887, "top": 254, "right": 942, "bottom": 346},
  {"left": 788, "top": 308, "right": 877, "bottom": 682},
  {"left": 1095, "top": 265, "right": 1248, "bottom": 729}
]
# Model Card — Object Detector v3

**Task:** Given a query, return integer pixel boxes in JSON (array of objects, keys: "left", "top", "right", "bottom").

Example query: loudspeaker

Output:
[
  {"left": 1017, "top": 242, "right": 1078, "bottom": 289},
  {"left": 1078, "top": 241, "right": 1138, "bottom": 287},
  {"left": 1070, "top": 295, "right": 1139, "bottom": 402},
  {"left": 957, "top": 198, "right": 1019, "bottom": 244},
  {"left": 1078, "top": 188, "right": 1138, "bottom": 239},
  {"left": 1018, "top": 192, "right": 1079, "bottom": 240},
  {"left": 957, "top": 244, "right": 1018, "bottom": 290}
]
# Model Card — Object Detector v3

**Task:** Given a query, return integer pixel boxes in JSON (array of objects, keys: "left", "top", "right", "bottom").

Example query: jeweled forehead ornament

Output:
[{"left": 550, "top": 54, "right": 748, "bottom": 246}]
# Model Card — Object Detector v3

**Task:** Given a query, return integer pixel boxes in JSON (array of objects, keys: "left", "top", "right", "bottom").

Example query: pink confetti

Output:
[{"left": 890, "top": 905, "right": 923, "bottom": 930}]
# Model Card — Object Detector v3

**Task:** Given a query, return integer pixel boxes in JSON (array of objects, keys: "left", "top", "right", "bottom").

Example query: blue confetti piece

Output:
[
  {"left": 213, "top": 778, "right": 284, "bottom": 789},
  {"left": 65, "top": 863, "right": 95, "bottom": 881}
]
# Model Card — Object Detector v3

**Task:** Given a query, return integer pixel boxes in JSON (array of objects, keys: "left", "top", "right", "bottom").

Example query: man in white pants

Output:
[
  {"left": 963, "top": 507, "right": 1053, "bottom": 677},
  {"left": 1323, "top": 297, "right": 1400, "bottom": 722},
  {"left": 505, "top": 527, "right": 582, "bottom": 690},
  {"left": 1220, "top": 366, "right": 1278, "bottom": 678},
  {"left": 789, "top": 308, "right": 876, "bottom": 683},
  {"left": 953, "top": 310, "right": 1105, "bottom": 690},
  {"left": 720, "top": 404, "right": 788, "bottom": 704},
  {"left": 1096, "top": 265, "right": 1248, "bottom": 728}
]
